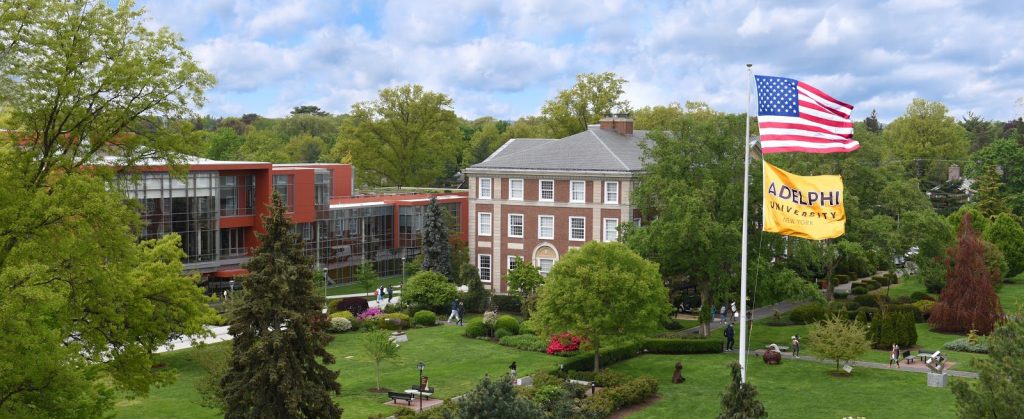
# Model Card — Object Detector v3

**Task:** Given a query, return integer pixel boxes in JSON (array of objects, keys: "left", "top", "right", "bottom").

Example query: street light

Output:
[
  {"left": 417, "top": 361, "right": 425, "bottom": 411},
  {"left": 402, "top": 257, "right": 407, "bottom": 288}
]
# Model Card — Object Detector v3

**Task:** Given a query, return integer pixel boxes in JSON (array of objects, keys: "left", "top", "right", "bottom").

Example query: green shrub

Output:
[
  {"left": 910, "top": 291, "right": 931, "bottom": 301},
  {"left": 494, "top": 315, "right": 520, "bottom": 335},
  {"left": 912, "top": 300, "right": 936, "bottom": 319},
  {"left": 833, "top": 291, "right": 849, "bottom": 300},
  {"left": 403, "top": 271, "right": 458, "bottom": 313},
  {"left": 464, "top": 319, "right": 488, "bottom": 338},
  {"left": 887, "top": 273, "right": 899, "bottom": 284},
  {"left": 490, "top": 295, "right": 522, "bottom": 313},
  {"left": 331, "top": 310, "right": 354, "bottom": 321},
  {"left": 328, "top": 317, "right": 352, "bottom": 333},
  {"left": 887, "top": 303, "right": 924, "bottom": 323},
  {"left": 413, "top": 310, "right": 437, "bottom": 327},
  {"left": 375, "top": 313, "right": 411, "bottom": 330},
  {"left": 865, "top": 281, "right": 880, "bottom": 291},
  {"left": 943, "top": 337, "right": 990, "bottom": 353},
  {"left": 643, "top": 338, "right": 723, "bottom": 354},
  {"left": 855, "top": 307, "right": 878, "bottom": 323},
  {"left": 583, "top": 375, "right": 659, "bottom": 415},
  {"left": 789, "top": 303, "right": 827, "bottom": 324},
  {"left": 874, "top": 276, "right": 889, "bottom": 286},
  {"left": 895, "top": 296, "right": 913, "bottom": 304},
  {"left": 854, "top": 294, "right": 879, "bottom": 307},
  {"left": 498, "top": 334, "right": 547, "bottom": 352},
  {"left": 519, "top": 319, "right": 537, "bottom": 335},
  {"left": 332, "top": 297, "right": 369, "bottom": 316},
  {"left": 851, "top": 286, "right": 868, "bottom": 295},
  {"left": 495, "top": 328, "right": 514, "bottom": 339},
  {"left": 833, "top": 274, "right": 850, "bottom": 284},
  {"left": 560, "top": 343, "right": 642, "bottom": 371}
]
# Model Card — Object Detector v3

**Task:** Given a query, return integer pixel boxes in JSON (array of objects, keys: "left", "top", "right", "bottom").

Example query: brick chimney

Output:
[{"left": 598, "top": 113, "right": 633, "bottom": 136}]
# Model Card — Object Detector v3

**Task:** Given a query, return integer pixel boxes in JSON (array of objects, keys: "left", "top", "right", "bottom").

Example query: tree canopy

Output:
[
  {"left": 0, "top": 1, "right": 216, "bottom": 415},
  {"left": 541, "top": 72, "right": 629, "bottom": 138},
  {"left": 930, "top": 214, "right": 1003, "bottom": 335},
  {"left": 533, "top": 242, "right": 671, "bottom": 371}
]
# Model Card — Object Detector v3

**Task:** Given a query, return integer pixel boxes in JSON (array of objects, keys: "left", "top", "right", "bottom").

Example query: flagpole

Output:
[{"left": 739, "top": 63, "right": 753, "bottom": 383}]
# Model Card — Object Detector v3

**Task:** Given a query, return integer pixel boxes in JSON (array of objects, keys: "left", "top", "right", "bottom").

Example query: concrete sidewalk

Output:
[
  {"left": 679, "top": 300, "right": 804, "bottom": 336},
  {"left": 747, "top": 350, "right": 979, "bottom": 378}
]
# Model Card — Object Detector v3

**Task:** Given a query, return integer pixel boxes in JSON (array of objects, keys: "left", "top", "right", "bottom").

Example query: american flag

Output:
[{"left": 754, "top": 75, "right": 857, "bottom": 154}]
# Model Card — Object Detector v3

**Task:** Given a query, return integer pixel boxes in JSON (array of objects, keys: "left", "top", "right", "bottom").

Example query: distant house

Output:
[{"left": 463, "top": 115, "right": 647, "bottom": 293}]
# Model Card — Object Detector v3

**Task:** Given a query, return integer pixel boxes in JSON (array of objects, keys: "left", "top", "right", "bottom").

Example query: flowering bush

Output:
[
  {"left": 483, "top": 310, "right": 498, "bottom": 326},
  {"left": 328, "top": 317, "right": 352, "bottom": 333},
  {"left": 546, "top": 332, "right": 584, "bottom": 355},
  {"left": 357, "top": 307, "right": 382, "bottom": 321}
]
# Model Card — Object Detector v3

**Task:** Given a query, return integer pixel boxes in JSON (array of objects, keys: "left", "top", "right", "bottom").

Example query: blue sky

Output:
[{"left": 136, "top": 0, "right": 1024, "bottom": 122}]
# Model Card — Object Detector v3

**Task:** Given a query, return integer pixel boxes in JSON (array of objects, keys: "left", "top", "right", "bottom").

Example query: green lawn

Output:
[
  {"left": 114, "top": 326, "right": 561, "bottom": 418},
  {"left": 611, "top": 353, "right": 960, "bottom": 419},
  {"left": 327, "top": 275, "right": 404, "bottom": 297}
]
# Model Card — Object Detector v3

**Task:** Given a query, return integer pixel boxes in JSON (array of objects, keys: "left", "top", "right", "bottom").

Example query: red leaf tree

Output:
[{"left": 929, "top": 213, "right": 1003, "bottom": 334}]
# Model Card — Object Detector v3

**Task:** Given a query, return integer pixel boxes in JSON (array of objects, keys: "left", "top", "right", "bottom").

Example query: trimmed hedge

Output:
[
  {"left": 413, "top": 310, "right": 437, "bottom": 327},
  {"left": 643, "top": 338, "right": 723, "bottom": 354},
  {"left": 494, "top": 315, "right": 520, "bottom": 335},
  {"left": 491, "top": 294, "right": 522, "bottom": 313},
  {"left": 561, "top": 343, "right": 642, "bottom": 372},
  {"left": 581, "top": 375, "right": 659, "bottom": 418},
  {"left": 498, "top": 334, "right": 547, "bottom": 352},
  {"left": 869, "top": 309, "right": 918, "bottom": 348},
  {"left": 833, "top": 291, "right": 849, "bottom": 300},
  {"left": 332, "top": 297, "right": 369, "bottom": 316},
  {"left": 851, "top": 286, "right": 868, "bottom": 295},
  {"left": 495, "top": 328, "right": 514, "bottom": 339},
  {"left": 789, "top": 303, "right": 827, "bottom": 324},
  {"left": 374, "top": 313, "right": 410, "bottom": 330},
  {"left": 910, "top": 291, "right": 932, "bottom": 301},
  {"left": 854, "top": 294, "right": 879, "bottom": 308},
  {"left": 888, "top": 303, "right": 924, "bottom": 323}
]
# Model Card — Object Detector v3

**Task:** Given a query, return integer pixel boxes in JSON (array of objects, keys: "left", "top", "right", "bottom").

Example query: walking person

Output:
[
  {"left": 457, "top": 301, "right": 466, "bottom": 326},
  {"left": 791, "top": 335, "right": 801, "bottom": 358},
  {"left": 508, "top": 361, "right": 517, "bottom": 380},
  {"left": 719, "top": 305, "right": 726, "bottom": 324},
  {"left": 890, "top": 344, "right": 901, "bottom": 368},
  {"left": 373, "top": 287, "right": 380, "bottom": 305},
  {"left": 386, "top": 286, "right": 393, "bottom": 303},
  {"left": 724, "top": 323, "right": 735, "bottom": 352},
  {"left": 447, "top": 298, "right": 460, "bottom": 323}
]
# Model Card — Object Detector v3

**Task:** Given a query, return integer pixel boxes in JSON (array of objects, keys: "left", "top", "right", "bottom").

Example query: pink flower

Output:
[
  {"left": 357, "top": 307, "right": 382, "bottom": 321},
  {"left": 546, "top": 332, "right": 584, "bottom": 354}
]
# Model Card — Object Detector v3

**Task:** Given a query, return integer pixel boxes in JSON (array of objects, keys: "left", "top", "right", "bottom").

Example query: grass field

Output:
[
  {"left": 610, "top": 353, "right": 960, "bottom": 419},
  {"left": 114, "top": 325, "right": 561, "bottom": 418}
]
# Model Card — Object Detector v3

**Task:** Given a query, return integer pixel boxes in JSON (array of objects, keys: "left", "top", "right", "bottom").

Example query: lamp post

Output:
[
  {"left": 417, "top": 361, "right": 425, "bottom": 411},
  {"left": 402, "top": 257, "right": 407, "bottom": 288}
]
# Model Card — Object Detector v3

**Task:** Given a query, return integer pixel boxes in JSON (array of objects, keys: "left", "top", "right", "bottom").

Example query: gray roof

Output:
[{"left": 470, "top": 126, "right": 649, "bottom": 173}]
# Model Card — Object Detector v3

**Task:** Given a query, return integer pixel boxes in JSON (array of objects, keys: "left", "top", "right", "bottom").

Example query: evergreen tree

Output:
[
  {"left": 865, "top": 109, "right": 881, "bottom": 133},
  {"left": 929, "top": 214, "right": 1003, "bottom": 335},
  {"left": 717, "top": 362, "right": 768, "bottom": 419},
  {"left": 951, "top": 309, "right": 1024, "bottom": 418},
  {"left": 221, "top": 193, "right": 342, "bottom": 418},
  {"left": 421, "top": 197, "right": 452, "bottom": 280},
  {"left": 456, "top": 375, "right": 543, "bottom": 419}
]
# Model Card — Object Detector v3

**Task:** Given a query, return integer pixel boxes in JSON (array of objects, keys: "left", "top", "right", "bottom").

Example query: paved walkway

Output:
[
  {"left": 679, "top": 300, "right": 804, "bottom": 336},
  {"left": 747, "top": 350, "right": 979, "bottom": 378}
]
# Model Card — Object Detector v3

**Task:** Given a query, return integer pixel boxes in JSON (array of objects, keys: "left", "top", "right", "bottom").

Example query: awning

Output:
[{"left": 212, "top": 268, "right": 249, "bottom": 278}]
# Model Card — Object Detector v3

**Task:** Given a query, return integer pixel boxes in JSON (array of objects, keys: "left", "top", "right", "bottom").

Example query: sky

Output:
[{"left": 136, "top": 0, "right": 1024, "bottom": 123}]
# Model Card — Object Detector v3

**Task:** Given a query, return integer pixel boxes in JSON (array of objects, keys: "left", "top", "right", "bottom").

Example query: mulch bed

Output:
[{"left": 610, "top": 395, "right": 662, "bottom": 419}]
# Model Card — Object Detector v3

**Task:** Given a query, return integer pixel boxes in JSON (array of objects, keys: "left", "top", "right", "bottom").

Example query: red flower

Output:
[{"left": 546, "top": 332, "right": 584, "bottom": 354}]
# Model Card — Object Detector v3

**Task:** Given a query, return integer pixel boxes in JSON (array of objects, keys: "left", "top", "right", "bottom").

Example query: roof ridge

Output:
[
  {"left": 477, "top": 137, "right": 555, "bottom": 165},
  {"left": 588, "top": 129, "right": 630, "bottom": 171}
]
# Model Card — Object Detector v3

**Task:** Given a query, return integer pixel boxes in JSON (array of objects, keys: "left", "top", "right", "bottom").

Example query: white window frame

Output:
[
  {"left": 604, "top": 181, "right": 619, "bottom": 204},
  {"left": 570, "top": 180, "right": 586, "bottom": 203},
  {"left": 509, "top": 178, "right": 524, "bottom": 201},
  {"left": 478, "top": 177, "right": 492, "bottom": 200},
  {"left": 538, "top": 258, "right": 555, "bottom": 275},
  {"left": 478, "top": 254, "right": 492, "bottom": 283},
  {"left": 508, "top": 256, "right": 520, "bottom": 271},
  {"left": 477, "top": 212, "right": 492, "bottom": 236},
  {"left": 537, "top": 215, "right": 554, "bottom": 240},
  {"left": 569, "top": 216, "right": 586, "bottom": 241},
  {"left": 508, "top": 213, "right": 524, "bottom": 238},
  {"left": 539, "top": 179, "right": 554, "bottom": 202},
  {"left": 603, "top": 218, "right": 619, "bottom": 242}
]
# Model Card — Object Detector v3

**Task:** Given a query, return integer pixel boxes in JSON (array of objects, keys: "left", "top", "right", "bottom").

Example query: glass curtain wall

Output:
[
  {"left": 124, "top": 172, "right": 219, "bottom": 263},
  {"left": 321, "top": 205, "right": 398, "bottom": 282}
]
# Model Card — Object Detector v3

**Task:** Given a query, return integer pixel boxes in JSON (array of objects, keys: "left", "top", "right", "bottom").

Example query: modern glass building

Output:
[{"left": 118, "top": 158, "right": 467, "bottom": 292}]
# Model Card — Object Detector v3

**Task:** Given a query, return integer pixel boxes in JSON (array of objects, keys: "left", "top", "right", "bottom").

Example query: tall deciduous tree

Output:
[
  {"left": 505, "top": 256, "right": 544, "bottom": 315},
  {"left": 541, "top": 72, "right": 629, "bottom": 138},
  {"left": 421, "top": 197, "right": 452, "bottom": 280},
  {"left": 930, "top": 214, "right": 1003, "bottom": 335},
  {"left": 951, "top": 309, "right": 1024, "bottom": 418},
  {"left": 356, "top": 260, "right": 379, "bottom": 297},
  {"left": 332, "top": 84, "right": 460, "bottom": 187},
  {"left": 534, "top": 242, "right": 671, "bottom": 371},
  {"left": 983, "top": 213, "right": 1024, "bottom": 277},
  {"left": 221, "top": 193, "right": 342, "bottom": 418},
  {"left": 0, "top": 1, "right": 216, "bottom": 415},
  {"left": 883, "top": 99, "right": 970, "bottom": 186},
  {"left": 717, "top": 362, "right": 768, "bottom": 419}
]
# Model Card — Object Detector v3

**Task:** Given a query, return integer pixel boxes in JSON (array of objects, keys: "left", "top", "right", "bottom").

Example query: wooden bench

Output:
[
  {"left": 388, "top": 392, "right": 414, "bottom": 405},
  {"left": 405, "top": 387, "right": 435, "bottom": 399}
]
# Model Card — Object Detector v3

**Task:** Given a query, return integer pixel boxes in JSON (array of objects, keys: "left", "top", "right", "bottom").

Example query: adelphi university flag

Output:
[{"left": 762, "top": 161, "right": 845, "bottom": 240}]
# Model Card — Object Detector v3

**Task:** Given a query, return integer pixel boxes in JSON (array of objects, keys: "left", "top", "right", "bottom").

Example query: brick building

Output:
[
  {"left": 117, "top": 158, "right": 467, "bottom": 292},
  {"left": 463, "top": 116, "right": 647, "bottom": 293}
]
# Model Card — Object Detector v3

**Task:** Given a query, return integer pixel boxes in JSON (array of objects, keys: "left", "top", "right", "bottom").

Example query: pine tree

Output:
[
  {"left": 456, "top": 375, "right": 543, "bottom": 419},
  {"left": 221, "top": 193, "right": 342, "bottom": 418},
  {"left": 717, "top": 362, "right": 768, "bottom": 419},
  {"left": 421, "top": 197, "right": 452, "bottom": 280},
  {"left": 951, "top": 309, "right": 1024, "bottom": 418},
  {"left": 865, "top": 109, "right": 882, "bottom": 132},
  {"left": 929, "top": 213, "right": 1003, "bottom": 335}
]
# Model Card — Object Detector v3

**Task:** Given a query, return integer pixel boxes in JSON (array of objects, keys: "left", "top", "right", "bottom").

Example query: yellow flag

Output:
[{"left": 762, "top": 161, "right": 845, "bottom": 240}]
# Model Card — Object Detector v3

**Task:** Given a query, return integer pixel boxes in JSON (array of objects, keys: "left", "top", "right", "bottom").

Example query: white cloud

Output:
[{"left": 806, "top": 12, "right": 858, "bottom": 48}]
